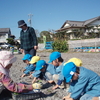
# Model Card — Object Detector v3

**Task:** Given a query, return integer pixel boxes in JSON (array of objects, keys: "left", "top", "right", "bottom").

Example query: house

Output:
[
  {"left": 15, "top": 39, "right": 20, "bottom": 44},
  {"left": 0, "top": 28, "right": 15, "bottom": 43},
  {"left": 55, "top": 16, "right": 100, "bottom": 39}
]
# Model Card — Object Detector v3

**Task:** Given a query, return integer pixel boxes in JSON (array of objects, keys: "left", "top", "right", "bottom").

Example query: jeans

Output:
[
  {"left": 80, "top": 94, "right": 93, "bottom": 100},
  {"left": 24, "top": 48, "right": 36, "bottom": 56}
]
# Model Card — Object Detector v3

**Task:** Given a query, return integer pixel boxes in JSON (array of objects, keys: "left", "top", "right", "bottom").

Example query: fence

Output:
[
  {"left": 45, "top": 41, "right": 53, "bottom": 49},
  {"left": 68, "top": 38, "right": 100, "bottom": 52}
]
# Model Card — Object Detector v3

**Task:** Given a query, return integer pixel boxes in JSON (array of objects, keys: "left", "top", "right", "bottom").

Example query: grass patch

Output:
[{"left": 14, "top": 50, "right": 17, "bottom": 52}]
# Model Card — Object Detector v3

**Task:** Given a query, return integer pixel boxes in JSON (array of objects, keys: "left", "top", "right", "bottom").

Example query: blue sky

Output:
[{"left": 0, "top": 0, "right": 100, "bottom": 39}]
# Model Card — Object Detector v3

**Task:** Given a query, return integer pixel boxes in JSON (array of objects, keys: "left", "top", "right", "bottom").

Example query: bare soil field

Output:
[{"left": 7, "top": 52, "right": 100, "bottom": 100}]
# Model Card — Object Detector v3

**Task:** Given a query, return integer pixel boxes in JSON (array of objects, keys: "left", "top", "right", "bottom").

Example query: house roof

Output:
[
  {"left": 84, "top": 16, "right": 100, "bottom": 25},
  {"left": 61, "top": 20, "right": 84, "bottom": 28},
  {"left": 0, "top": 28, "right": 11, "bottom": 33},
  {"left": 56, "top": 16, "right": 100, "bottom": 32}
]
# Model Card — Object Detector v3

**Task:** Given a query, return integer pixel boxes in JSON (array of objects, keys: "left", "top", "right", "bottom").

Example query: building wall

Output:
[
  {"left": 0, "top": 33, "right": 9, "bottom": 43},
  {"left": 88, "top": 20, "right": 100, "bottom": 27},
  {"left": 68, "top": 38, "right": 100, "bottom": 49},
  {"left": 64, "top": 23, "right": 70, "bottom": 28}
]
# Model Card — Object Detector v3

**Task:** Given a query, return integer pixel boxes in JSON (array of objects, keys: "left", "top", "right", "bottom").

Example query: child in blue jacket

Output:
[
  {"left": 48, "top": 51, "right": 83, "bottom": 90},
  {"left": 21, "top": 54, "right": 33, "bottom": 77},
  {"left": 31, "top": 60, "right": 56, "bottom": 84},
  {"left": 48, "top": 51, "right": 65, "bottom": 90},
  {"left": 63, "top": 62, "right": 100, "bottom": 100},
  {"left": 28, "top": 56, "right": 40, "bottom": 79}
]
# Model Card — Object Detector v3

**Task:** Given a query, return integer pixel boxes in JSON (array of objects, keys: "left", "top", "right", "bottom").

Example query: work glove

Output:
[{"left": 32, "top": 83, "right": 42, "bottom": 89}]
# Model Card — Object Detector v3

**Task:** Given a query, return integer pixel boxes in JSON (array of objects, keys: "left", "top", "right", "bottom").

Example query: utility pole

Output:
[{"left": 28, "top": 13, "right": 33, "bottom": 27}]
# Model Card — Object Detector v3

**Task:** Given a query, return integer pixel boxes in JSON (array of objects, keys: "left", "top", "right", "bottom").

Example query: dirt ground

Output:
[{"left": 7, "top": 51, "right": 100, "bottom": 100}]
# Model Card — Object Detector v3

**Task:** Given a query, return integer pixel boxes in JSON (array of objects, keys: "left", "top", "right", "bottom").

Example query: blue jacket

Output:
[
  {"left": 69, "top": 67, "right": 100, "bottom": 99},
  {"left": 32, "top": 64, "right": 56, "bottom": 80},
  {"left": 32, "top": 70, "right": 41, "bottom": 78},
  {"left": 55, "top": 62, "right": 65, "bottom": 85},
  {"left": 46, "top": 64, "right": 56, "bottom": 75},
  {"left": 24, "top": 64, "right": 35, "bottom": 74}
]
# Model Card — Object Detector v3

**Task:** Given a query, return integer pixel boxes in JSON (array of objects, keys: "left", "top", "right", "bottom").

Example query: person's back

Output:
[
  {"left": 46, "top": 64, "right": 56, "bottom": 75},
  {"left": 68, "top": 66, "right": 100, "bottom": 99},
  {"left": 63, "top": 62, "right": 100, "bottom": 100},
  {"left": 77, "top": 67, "right": 100, "bottom": 95},
  {"left": 34, "top": 60, "right": 56, "bottom": 83}
]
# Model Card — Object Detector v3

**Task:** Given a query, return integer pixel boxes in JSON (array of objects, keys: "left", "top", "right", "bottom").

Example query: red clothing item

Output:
[{"left": 0, "top": 72, "right": 33, "bottom": 93}]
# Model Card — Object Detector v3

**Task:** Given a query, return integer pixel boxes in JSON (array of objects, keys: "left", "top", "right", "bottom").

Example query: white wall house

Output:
[
  {"left": 0, "top": 28, "right": 12, "bottom": 43},
  {"left": 55, "top": 16, "right": 100, "bottom": 39},
  {"left": 55, "top": 16, "right": 100, "bottom": 51}
]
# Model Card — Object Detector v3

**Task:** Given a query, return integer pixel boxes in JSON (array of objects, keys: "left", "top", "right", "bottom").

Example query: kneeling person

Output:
[
  {"left": 63, "top": 62, "right": 100, "bottom": 100},
  {"left": 32, "top": 60, "right": 56, "bottom": 84}
]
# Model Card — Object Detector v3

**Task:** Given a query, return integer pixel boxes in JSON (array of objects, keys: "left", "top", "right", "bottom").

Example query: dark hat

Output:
[{"left": 18, "top": 20, "right": 26, "bottom": 28}]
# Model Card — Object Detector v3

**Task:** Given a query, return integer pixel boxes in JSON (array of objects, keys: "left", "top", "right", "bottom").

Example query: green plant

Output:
[
  {"left": 14, "top": 50, "right": 17, "bottom": 52},
  {"left": 6, "top": 38, "right": 15, "bottom": 45},
  {"left": 52, "top": 40, "right": 68, "bottom": 52}
]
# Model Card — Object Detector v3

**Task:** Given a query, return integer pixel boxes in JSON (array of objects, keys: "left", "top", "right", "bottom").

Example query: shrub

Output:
[{"left": 52, "top": 40, "right": 68, "bottom": 52}]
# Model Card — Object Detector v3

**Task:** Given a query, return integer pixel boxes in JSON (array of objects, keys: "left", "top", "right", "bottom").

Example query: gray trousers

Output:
[
  {"left": 45, "top": 72, "right": 59, "bottom": 84},
  {"left": 24, "top": 48, "right": 36, "bottom": 56}
]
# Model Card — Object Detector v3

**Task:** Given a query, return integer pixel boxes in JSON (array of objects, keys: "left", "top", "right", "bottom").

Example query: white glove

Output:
[{"left": 32, "top": 83, "right": 42, "bottom": 89}]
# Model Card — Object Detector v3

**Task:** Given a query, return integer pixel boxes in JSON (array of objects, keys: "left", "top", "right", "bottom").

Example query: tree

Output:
[
  {"left": 95, "top": 25, "right": 100, "bottom": 38},
  {"left": 84, "top": 26, "right": 97, "bottom": 38},
  {"left": 6, "top": 38, "right": 15, "bottom": 45},
  {"left": 54, "top": 31, "right": 68, "bottom": 40},
  {"left": 40, "top": 31, "right": 53, "bottom": 42}
]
